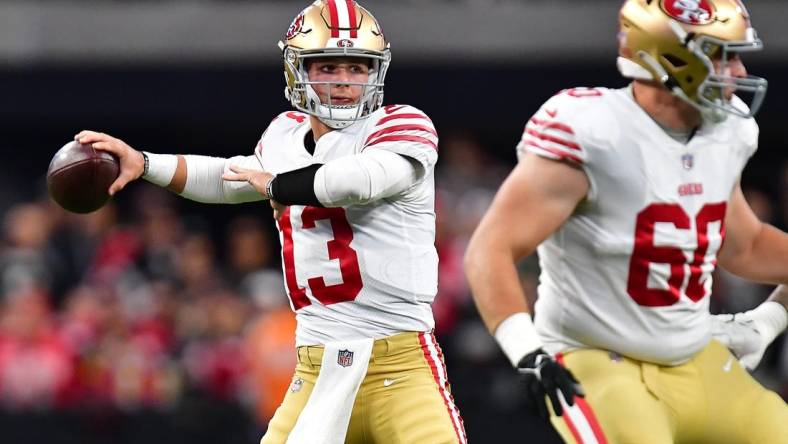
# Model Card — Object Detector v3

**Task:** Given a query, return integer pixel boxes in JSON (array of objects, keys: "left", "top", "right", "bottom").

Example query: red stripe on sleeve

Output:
[
  {"left": 523, "top": 141, "right": 583, "bottom": 165},
  {"left": 525, "top": 128, "right": 581, "bottom": 151},
  {"left": 376, "top": 113, "right": 431, "bottom": 126},
  {"left": 346, "top": 0, "right": 358, "bottom": 38},
  {"left": 365, "top": 135, "right": 438, "bottom": 151},
  {"left": 364, "top": 124, "right": 437, "bottom": 145},
  {"left": 327, "top": 0, "right": 340, "bottom": 38},
  {"left": 529, "top": 117, "right": 575, "bottom": 135}
]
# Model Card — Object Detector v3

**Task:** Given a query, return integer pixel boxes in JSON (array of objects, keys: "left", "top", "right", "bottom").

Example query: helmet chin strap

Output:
[{"left": 616, "top": 57, "right": 652, "bottom": 81}]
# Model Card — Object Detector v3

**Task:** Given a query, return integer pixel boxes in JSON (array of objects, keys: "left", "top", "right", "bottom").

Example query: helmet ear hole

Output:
[
  {"left": 686, "top": 75, "right": 694, "bottom": 84},
  {"left": 662, "top": 54, "right": 687, "bottom": 68}
]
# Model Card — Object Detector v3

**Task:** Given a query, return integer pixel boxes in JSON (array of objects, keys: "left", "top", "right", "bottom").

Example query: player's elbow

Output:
[
  {"left": 718, "top": 250, "right": 750, "bottom": 278},
  {"left": 318, "top": 175, "right": 373, "bottom": 207},
  {"left": 463, "top": 233, "right": 492, "bottom": 283},
  {"left": 719, "top": 224, "right": 787, "bottom": 284},
  {"left": 315, "top": 160, "right": 376, "bottom": 207}
]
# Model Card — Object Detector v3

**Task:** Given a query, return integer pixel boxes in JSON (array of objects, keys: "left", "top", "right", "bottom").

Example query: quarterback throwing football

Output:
[
  {"left": 75, "top": 1, "right": 466, "bottom": 443},
  {"left": 465, "top": 1, "right": 787, "bottom": 443}
]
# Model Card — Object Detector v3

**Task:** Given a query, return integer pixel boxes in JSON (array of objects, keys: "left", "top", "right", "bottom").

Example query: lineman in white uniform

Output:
[
  {"left": 465, "top": 1, "right": 788, "bottom": 443},
  {"left": 74, "top": 1, "right": 466, "bottom": 443},
  {"left": 522, "top": 87, "right": 755, "bottom": 366}
]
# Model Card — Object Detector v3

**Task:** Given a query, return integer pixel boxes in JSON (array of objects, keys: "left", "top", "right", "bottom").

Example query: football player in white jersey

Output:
[
  {"left": 72, "top": 1, "right": 466, "bottom": 443},
  {"left": 465, "top": 0, "right": 787, "bottom": 443}
]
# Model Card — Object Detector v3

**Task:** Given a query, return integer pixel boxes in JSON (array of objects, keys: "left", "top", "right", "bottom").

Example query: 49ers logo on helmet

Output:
[
  {"left": 286, "top": 11, "right": 306, "bottom": 40},
  {"left": 661, "top": 0, "right": 715, "bottom": 25}
]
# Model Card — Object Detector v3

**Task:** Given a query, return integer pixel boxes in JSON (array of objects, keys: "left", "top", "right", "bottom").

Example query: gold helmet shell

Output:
[
  {"left": 618, "top": 0, "right": 767, "bottom": 121},
  {"left": 279, "top": 1, "right": 391, "bottom": 129}
]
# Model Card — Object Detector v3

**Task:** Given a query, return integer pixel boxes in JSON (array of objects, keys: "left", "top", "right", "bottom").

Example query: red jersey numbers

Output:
[
  {"left": 626, "top": 202, "right": 726, "bottom": 307},
  {"left": 278, "top": 207, "right": 363, "bottom": 310}
]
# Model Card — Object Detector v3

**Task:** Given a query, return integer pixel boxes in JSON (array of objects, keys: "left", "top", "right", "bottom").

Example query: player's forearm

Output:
[
  {"left": 465, "top": 235, "right": 544, "bottom": 367},
  {"left": 144, "top": 153, "right": 263, "bottom": 204},
  {"left": 464, "top": 236, "right": 531, "bottom": 334},
  {"left": 721, "top": 224, "right": 788, "bottom": 284}
]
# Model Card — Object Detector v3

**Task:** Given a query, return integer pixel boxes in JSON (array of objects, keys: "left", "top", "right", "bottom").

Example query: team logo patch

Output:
[
  {"left": 286, "top": 10, "right": 307, "bottom": 40},
  {"left": 661, "top": 0, "right": 716, "bottom": 25},
  {"left": 337, "top": 39, "right": 355, "bottom": 48},
  {"left": 681, "top": 153, "right": 694, "bottom": 170},
  {"left": 289, "top": 377, "right": 304, "bottom": 393},
  {"left": 337, "top": 349, "right": 354, "bottom": 367}
]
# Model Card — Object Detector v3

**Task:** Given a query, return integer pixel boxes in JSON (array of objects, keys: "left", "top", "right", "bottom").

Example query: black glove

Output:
[{"left": 517, "top": 348, "right": 585, "bottom": 420}]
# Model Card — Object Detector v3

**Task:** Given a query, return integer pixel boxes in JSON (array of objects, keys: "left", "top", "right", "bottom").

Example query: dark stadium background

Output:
[{"left": 0, "top": 1, "right": 785, "bottom": 443}]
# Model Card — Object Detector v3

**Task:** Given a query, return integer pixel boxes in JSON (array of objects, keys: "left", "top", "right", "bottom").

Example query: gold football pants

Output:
[
  {"left": 260, "top": 331, "right": 467, "bottom": 444},
  {"left": 549, "top": 340, "right": 788, "bottom": 444}
]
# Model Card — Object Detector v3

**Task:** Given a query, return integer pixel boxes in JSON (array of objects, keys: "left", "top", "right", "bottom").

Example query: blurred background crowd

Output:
[{"left": 1, "top": 1, "right": 786, "bottom": 443}]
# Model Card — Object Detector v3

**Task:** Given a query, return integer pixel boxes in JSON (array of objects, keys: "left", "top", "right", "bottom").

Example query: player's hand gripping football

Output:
[
  {"left": 517, "top": 348, "right": 585, "bottom": 420},
  {"left": 75, "top": 130, "right": 145, "bottom": 195}
]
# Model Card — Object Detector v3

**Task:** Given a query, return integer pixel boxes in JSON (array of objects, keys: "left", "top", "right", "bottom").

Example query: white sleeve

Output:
[
  {"left": 313, "top": 149, "right": 422, "bottom": 207},
  {"left": 180, "top": 154, "right": 267, "bottom": 204}
]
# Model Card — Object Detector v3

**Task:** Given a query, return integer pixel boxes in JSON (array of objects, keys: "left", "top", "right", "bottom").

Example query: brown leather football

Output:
[{"left": 47, "top": 141, "right": 119, "bottom": 213}]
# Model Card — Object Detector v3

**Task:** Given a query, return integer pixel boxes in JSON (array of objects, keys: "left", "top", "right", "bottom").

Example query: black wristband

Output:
[{"left": 269, "top": 163, "right": 324, "bottom": 207}]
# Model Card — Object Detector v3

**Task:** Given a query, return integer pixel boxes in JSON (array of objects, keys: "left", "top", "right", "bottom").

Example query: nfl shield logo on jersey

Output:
[
  {"left": 681, "top": 153, "right": 694, "bottom": 170},
  {"left": 337, "top": 349, "right": 354, "bottom": 367}
]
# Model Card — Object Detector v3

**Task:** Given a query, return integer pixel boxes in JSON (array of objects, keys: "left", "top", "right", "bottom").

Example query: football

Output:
[{"left": 47, "top": 140, "right": 120, "bottom": 213}]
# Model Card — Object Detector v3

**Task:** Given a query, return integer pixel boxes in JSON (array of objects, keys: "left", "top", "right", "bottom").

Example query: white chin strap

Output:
[{"left": 617, "top": 57, "right": 654, "bottom": 80}]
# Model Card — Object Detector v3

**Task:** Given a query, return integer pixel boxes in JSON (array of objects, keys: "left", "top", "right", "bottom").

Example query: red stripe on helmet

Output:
[
  {"left": 327, "top": 0, "right": 340, "bottom": 38},
  {"left": 346, "top": 1, "right": 358, "bottom": 38}
]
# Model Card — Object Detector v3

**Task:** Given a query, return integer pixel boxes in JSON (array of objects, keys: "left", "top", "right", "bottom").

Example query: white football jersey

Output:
[
  {"left": 255, "top": 105, "right": 439, "bottom": 346},
  {"left": 518, "top": 86, "right": 758, "bottom": 365}
]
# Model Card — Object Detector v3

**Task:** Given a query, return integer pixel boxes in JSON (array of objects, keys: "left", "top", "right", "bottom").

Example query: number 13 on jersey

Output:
[{"left": 278, "top": 206, "right": 363, "bottom": 310}]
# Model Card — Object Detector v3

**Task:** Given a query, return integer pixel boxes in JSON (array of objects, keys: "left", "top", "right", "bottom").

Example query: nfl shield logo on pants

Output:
[{"left": 337, "top": 349, "right": 354, "bottom": 367}]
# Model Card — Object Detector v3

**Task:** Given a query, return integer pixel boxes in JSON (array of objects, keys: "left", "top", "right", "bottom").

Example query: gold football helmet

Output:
[
  {"left": 618, "top": 0, "right": 767, "bottom": 122},
  {"left": 279, "top": 0, "right": 391, "bottom": 129}
]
